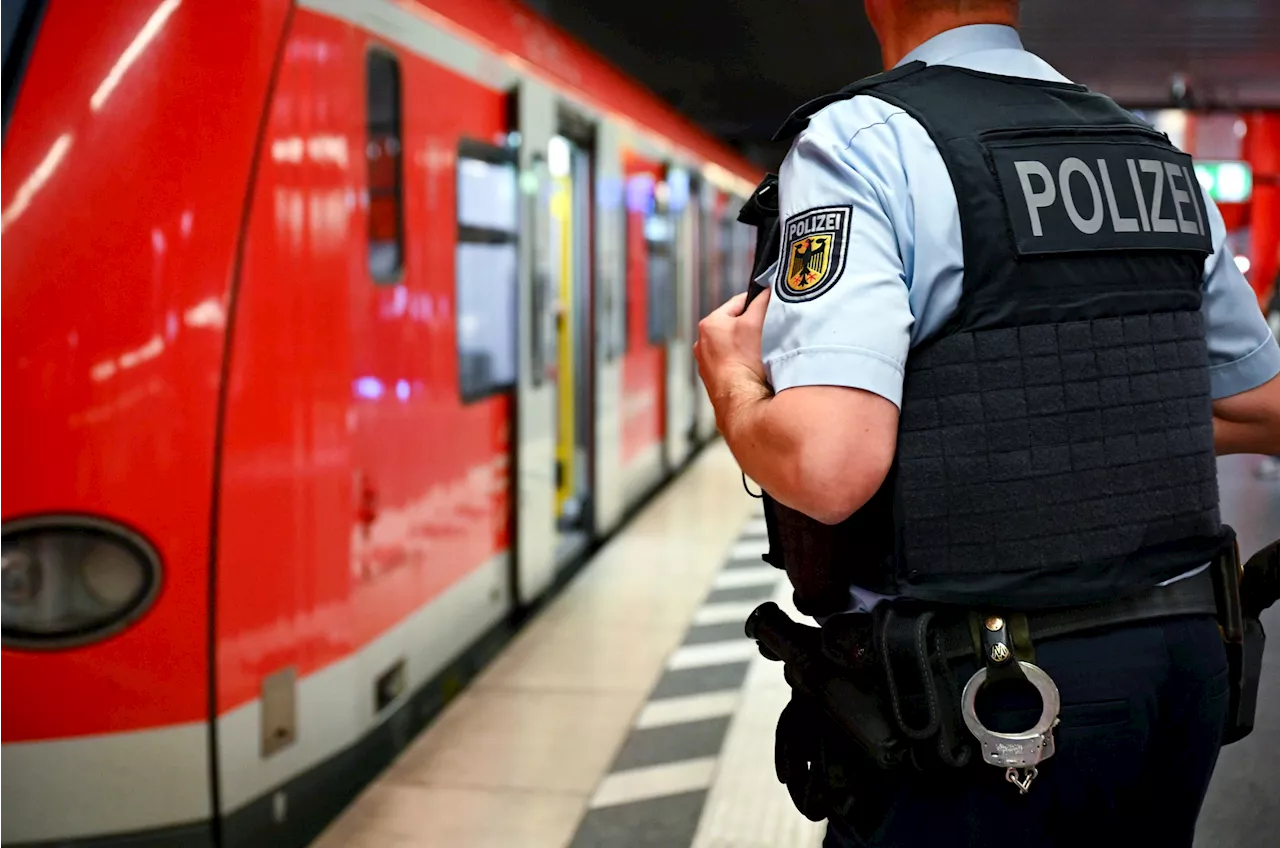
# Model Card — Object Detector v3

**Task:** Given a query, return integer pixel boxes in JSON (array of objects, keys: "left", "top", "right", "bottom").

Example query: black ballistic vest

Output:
[{"left": 763, "top": 62, "right": 1224, "bottom": 613}]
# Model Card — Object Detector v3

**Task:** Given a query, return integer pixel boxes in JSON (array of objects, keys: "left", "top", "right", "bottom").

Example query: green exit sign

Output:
[{"left": 1194, "top": 160, "right": 1253, "bottom": 203}]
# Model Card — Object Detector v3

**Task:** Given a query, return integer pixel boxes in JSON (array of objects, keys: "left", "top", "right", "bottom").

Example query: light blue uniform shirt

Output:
[{"left": 760, "top": 24, "right": 1280, "bottom": 614}]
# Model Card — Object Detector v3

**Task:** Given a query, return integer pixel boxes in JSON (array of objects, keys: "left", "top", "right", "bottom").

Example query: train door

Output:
[
  {"left": 663, "top": 166, "right": 694, "bottom": 469},
  {"left": 685, "top": 171, "right": 706, "bottom": 446},
  {"left": 547, "top": 122, "right": 596, "bottom": 563},
  {"left": 619, "top": 151, "right": 671, "bottom": 499},
  {"left": 591, "top": 122, "right": 628, "bottom": 534},
  {"left": 509, "top": 80, "right": 559, "bottom": 603}
]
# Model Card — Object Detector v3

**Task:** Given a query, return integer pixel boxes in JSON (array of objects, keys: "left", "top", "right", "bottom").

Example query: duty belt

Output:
[
  {"left": 908, "top": 566, "right": 1219, "bottom": 665},
  {"left": 889, "top": 567, "right": 1218, "bottom": 793},
  {"left": 747, "top": 566, "right": 1220, "bottom": 795}
]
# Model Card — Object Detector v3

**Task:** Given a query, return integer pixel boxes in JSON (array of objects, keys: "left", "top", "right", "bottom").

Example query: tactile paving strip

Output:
[{"left": 568, "top": 512, "right": 821, "bottom": 848}]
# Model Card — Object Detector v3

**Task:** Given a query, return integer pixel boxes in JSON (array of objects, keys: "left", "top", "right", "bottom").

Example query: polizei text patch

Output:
[
  {"left": 988, "top": 138, "right": 1214, "bottom": 256},
  {"left": 776, "top": 205, "right": 852, "bottom": 302}
]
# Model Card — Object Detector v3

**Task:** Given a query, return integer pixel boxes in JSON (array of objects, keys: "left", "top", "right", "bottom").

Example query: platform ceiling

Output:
[{"left": 529, "top": 0, "right": 1280, "bottom": 169}]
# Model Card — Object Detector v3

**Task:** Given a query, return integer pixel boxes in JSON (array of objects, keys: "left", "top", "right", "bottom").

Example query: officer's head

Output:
[{"left": 865, "top": 0, "right": 1020, "bottom": 67}]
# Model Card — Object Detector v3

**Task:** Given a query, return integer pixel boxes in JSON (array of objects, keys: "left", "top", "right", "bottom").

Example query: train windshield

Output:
[{"left": 2, "top": 0, "right": 44, "bottom": 133}]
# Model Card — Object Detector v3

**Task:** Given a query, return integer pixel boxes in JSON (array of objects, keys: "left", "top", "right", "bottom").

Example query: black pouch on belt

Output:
[
  {"left": 1222, "top": 536, "right": 1279, "bottom": 745},
  {"left": 1213, "top": 528, "right": 1265, "bottom": 745}
]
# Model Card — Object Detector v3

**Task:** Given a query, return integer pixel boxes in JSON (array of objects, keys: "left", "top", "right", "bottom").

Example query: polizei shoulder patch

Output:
[{"left": 776, "top": 205, "right": 852, "bottom": 302}]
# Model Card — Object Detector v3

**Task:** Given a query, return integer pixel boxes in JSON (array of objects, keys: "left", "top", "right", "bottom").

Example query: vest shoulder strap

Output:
[
  {"left": 738, "top": 173, "right": 781, "bottom": 306},
  {"left": 771, "top": 61, "right": 928, "bottom": 143}
]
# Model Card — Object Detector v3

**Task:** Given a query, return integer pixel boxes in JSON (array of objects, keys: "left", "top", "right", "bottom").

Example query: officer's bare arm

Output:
[
  {"left": 721, "top": 385, "right": 899, "bottom": 525},
  {"left": 1213, "top": 372, "right": 1280, "bottom": 455}
]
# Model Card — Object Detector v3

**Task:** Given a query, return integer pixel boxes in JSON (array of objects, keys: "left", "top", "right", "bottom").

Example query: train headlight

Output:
[
  {"left": 1, "top": 517, "right": 162, "bottom": 649},
  {"left": 2, "top": 547, "right": 42, "bottom": 604}
]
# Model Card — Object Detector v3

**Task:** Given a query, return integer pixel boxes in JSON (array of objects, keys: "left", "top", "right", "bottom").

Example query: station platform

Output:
[{"left": 310, "top": 445, "right": 1279, "bottom": 848}]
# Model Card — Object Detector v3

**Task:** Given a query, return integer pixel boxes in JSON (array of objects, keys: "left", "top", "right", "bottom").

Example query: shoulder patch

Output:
[{"left": 775, "top": 206, "right": 852, "bottom": 302}]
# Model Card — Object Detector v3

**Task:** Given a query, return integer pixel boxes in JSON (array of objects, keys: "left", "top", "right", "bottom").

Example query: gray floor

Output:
[{"left": 1195, "top": 454, "right": 1280, "bottom": 848}]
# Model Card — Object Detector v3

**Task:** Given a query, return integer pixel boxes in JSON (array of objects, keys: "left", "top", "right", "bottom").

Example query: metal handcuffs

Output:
[{"left": 959, "top": 616, "right": 1062, "bottom": 796}]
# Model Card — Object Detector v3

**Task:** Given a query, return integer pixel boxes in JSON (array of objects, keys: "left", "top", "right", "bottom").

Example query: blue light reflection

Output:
[{"left": 354, "top": 376, "right": 384, "bottom": 400}]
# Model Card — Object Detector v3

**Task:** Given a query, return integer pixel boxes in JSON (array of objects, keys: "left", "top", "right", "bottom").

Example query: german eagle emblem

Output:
[{"left": 777, "top": 206, "right": 850, "bottom": 302}]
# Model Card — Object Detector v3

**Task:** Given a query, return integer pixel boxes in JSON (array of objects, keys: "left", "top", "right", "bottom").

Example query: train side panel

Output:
[
  {"left": 0, "top": 1, "right": 291, "bottom": 843},
  {"left": 212, "top": 10, "right": 515, "bottom": 837}
]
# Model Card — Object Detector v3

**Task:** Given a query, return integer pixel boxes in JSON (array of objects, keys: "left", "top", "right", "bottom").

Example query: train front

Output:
[{"left": 1, "top": 2, "right": 291, "bottom": 844}]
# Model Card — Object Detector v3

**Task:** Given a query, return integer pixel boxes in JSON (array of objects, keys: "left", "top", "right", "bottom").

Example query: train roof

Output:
[{"left": 409, "top": 0, "right": 764, "bottom": 193}]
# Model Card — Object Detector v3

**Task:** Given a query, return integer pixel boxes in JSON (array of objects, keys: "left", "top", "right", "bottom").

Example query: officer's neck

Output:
[{"left": 876, "top": 9, "right": 1019, "bottom": 69}]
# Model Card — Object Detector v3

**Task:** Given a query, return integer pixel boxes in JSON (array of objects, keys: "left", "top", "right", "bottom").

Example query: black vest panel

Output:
[{"left": 837, "top": 66, "right": 1222, "bottom": 609}]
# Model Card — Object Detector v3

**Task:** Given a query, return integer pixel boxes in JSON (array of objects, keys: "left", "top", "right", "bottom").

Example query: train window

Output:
[
  {"left": 366, "top": 49, "right": 403, "bottom": 281},
  {"left": 646, "top": 202, "right": 675, "bottom": 344},
  {"left": 697, "top": 189, "right": 714, "bottom": 320},
  {"left": 2, "top": 0, "right": 46, "bottom": 134},
  {"left": 718, "top": 210, "right": 737, "bottom": 306},
  {"left": 456, "top": 140, "right": 520, "bottom": 402}
]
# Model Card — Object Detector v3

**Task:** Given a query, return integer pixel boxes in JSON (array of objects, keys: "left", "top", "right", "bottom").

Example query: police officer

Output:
[{"left": 694, "top": 1, "right": 1280, "bottom": 845}]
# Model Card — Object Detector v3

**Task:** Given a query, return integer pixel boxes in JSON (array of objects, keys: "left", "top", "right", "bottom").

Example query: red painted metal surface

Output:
[
  {"left": 214, "top": 12, "right": 513, "bottom": 713},
  {"left": 621, "top": 154, "right": 666, "bottom": 465},
  {"left": 1244, "top": 112, "right": 1280, "bottom": 300},
  {"left": 1, "top": 0, "right": 292, "bottom": 742},
  {"left": 409, "top": 0, "right": 760, "bottom": 185},
  {"left": 2, "top": 0, "right": 760, "bottom": 752}
]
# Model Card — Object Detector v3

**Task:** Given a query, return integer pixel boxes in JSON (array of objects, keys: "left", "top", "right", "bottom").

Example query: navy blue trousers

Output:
[{"left": 824, "top": 614, "right": 1230, "bottom": 848}]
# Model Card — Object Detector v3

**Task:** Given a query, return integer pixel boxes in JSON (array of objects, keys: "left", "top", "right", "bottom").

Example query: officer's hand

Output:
[{"left": 695, "top": 288, "right": 771, "bottom": 403}]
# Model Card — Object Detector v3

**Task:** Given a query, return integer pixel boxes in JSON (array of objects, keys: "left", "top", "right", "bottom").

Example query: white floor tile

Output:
[
  {"left": 337, "top": 782, "right": 585, "bottom": 848},
  {"left": 693, "top": 601, "right": 761, "bottom": 626},
  {"left": 730, "top": 538, "right": 769, "bottom": 560},
  {"left": 385, "top": 688, "right": 638, "bottom": 793},
  {"left": 635, "top": 691, "right": 742, "bottom": 730},
  {"left": 712, "top": 566, "right": 782, "bottom": 589},
  {"left": 589, "top": 757, "right": 718, "bottom": 809},
  {"left": 667, "top": 640, "right": 759, "bottom": 671}
]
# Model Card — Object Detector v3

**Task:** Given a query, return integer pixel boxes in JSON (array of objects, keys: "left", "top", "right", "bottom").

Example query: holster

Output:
[
  {"left": 746, "top": 602, "right": 906, "bottom": 771},
  {"left": 1218, "top": 534, "right": 1279, "bottom": 745}
]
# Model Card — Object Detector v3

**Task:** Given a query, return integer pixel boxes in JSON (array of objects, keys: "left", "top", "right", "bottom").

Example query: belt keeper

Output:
[{"left": 975, "top": 613, "right": 1031, "bottom": 685}]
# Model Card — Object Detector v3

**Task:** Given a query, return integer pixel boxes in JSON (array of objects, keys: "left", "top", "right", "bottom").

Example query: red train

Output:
[{"left": 0, "top": 1, "right": 759, "bottom": 845}]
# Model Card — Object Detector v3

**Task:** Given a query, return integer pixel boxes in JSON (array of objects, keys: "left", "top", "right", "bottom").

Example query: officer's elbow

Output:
[
  {"left": 805, "top": 464, "right": 891, "bottom": 526},
  {"left": 766, "top": 386, "right": 899, "bottom": 525},
  {"left": 789, "top": 435, "right": 896, "bottom": 526}
]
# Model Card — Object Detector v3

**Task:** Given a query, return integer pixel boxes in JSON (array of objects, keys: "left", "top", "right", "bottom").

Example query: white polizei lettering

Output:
[
  {"left": 1127, "top": 159, "right": 1152, "bottom": 231},
  {"left": 1140, "top": 159, "right": 1178, "bottom": 232},
  {"left": 1164, "top": 162, "right": 1200, "bottom": 235},
  {"left": 1058, "top": 157, "right": 1104, "bottom": 234},
  {"left": 1182, "top": 165, "right": 1207, "bottom": 236},
  {"left": 1097, "top": 160, "right": 1139, "bottom": 232},
  {"left": 788, "top": 212, "right": 841, "bottom": 241},
  {"left": 1014, "top": 160, "right": 1056, "bottom": 237}
]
